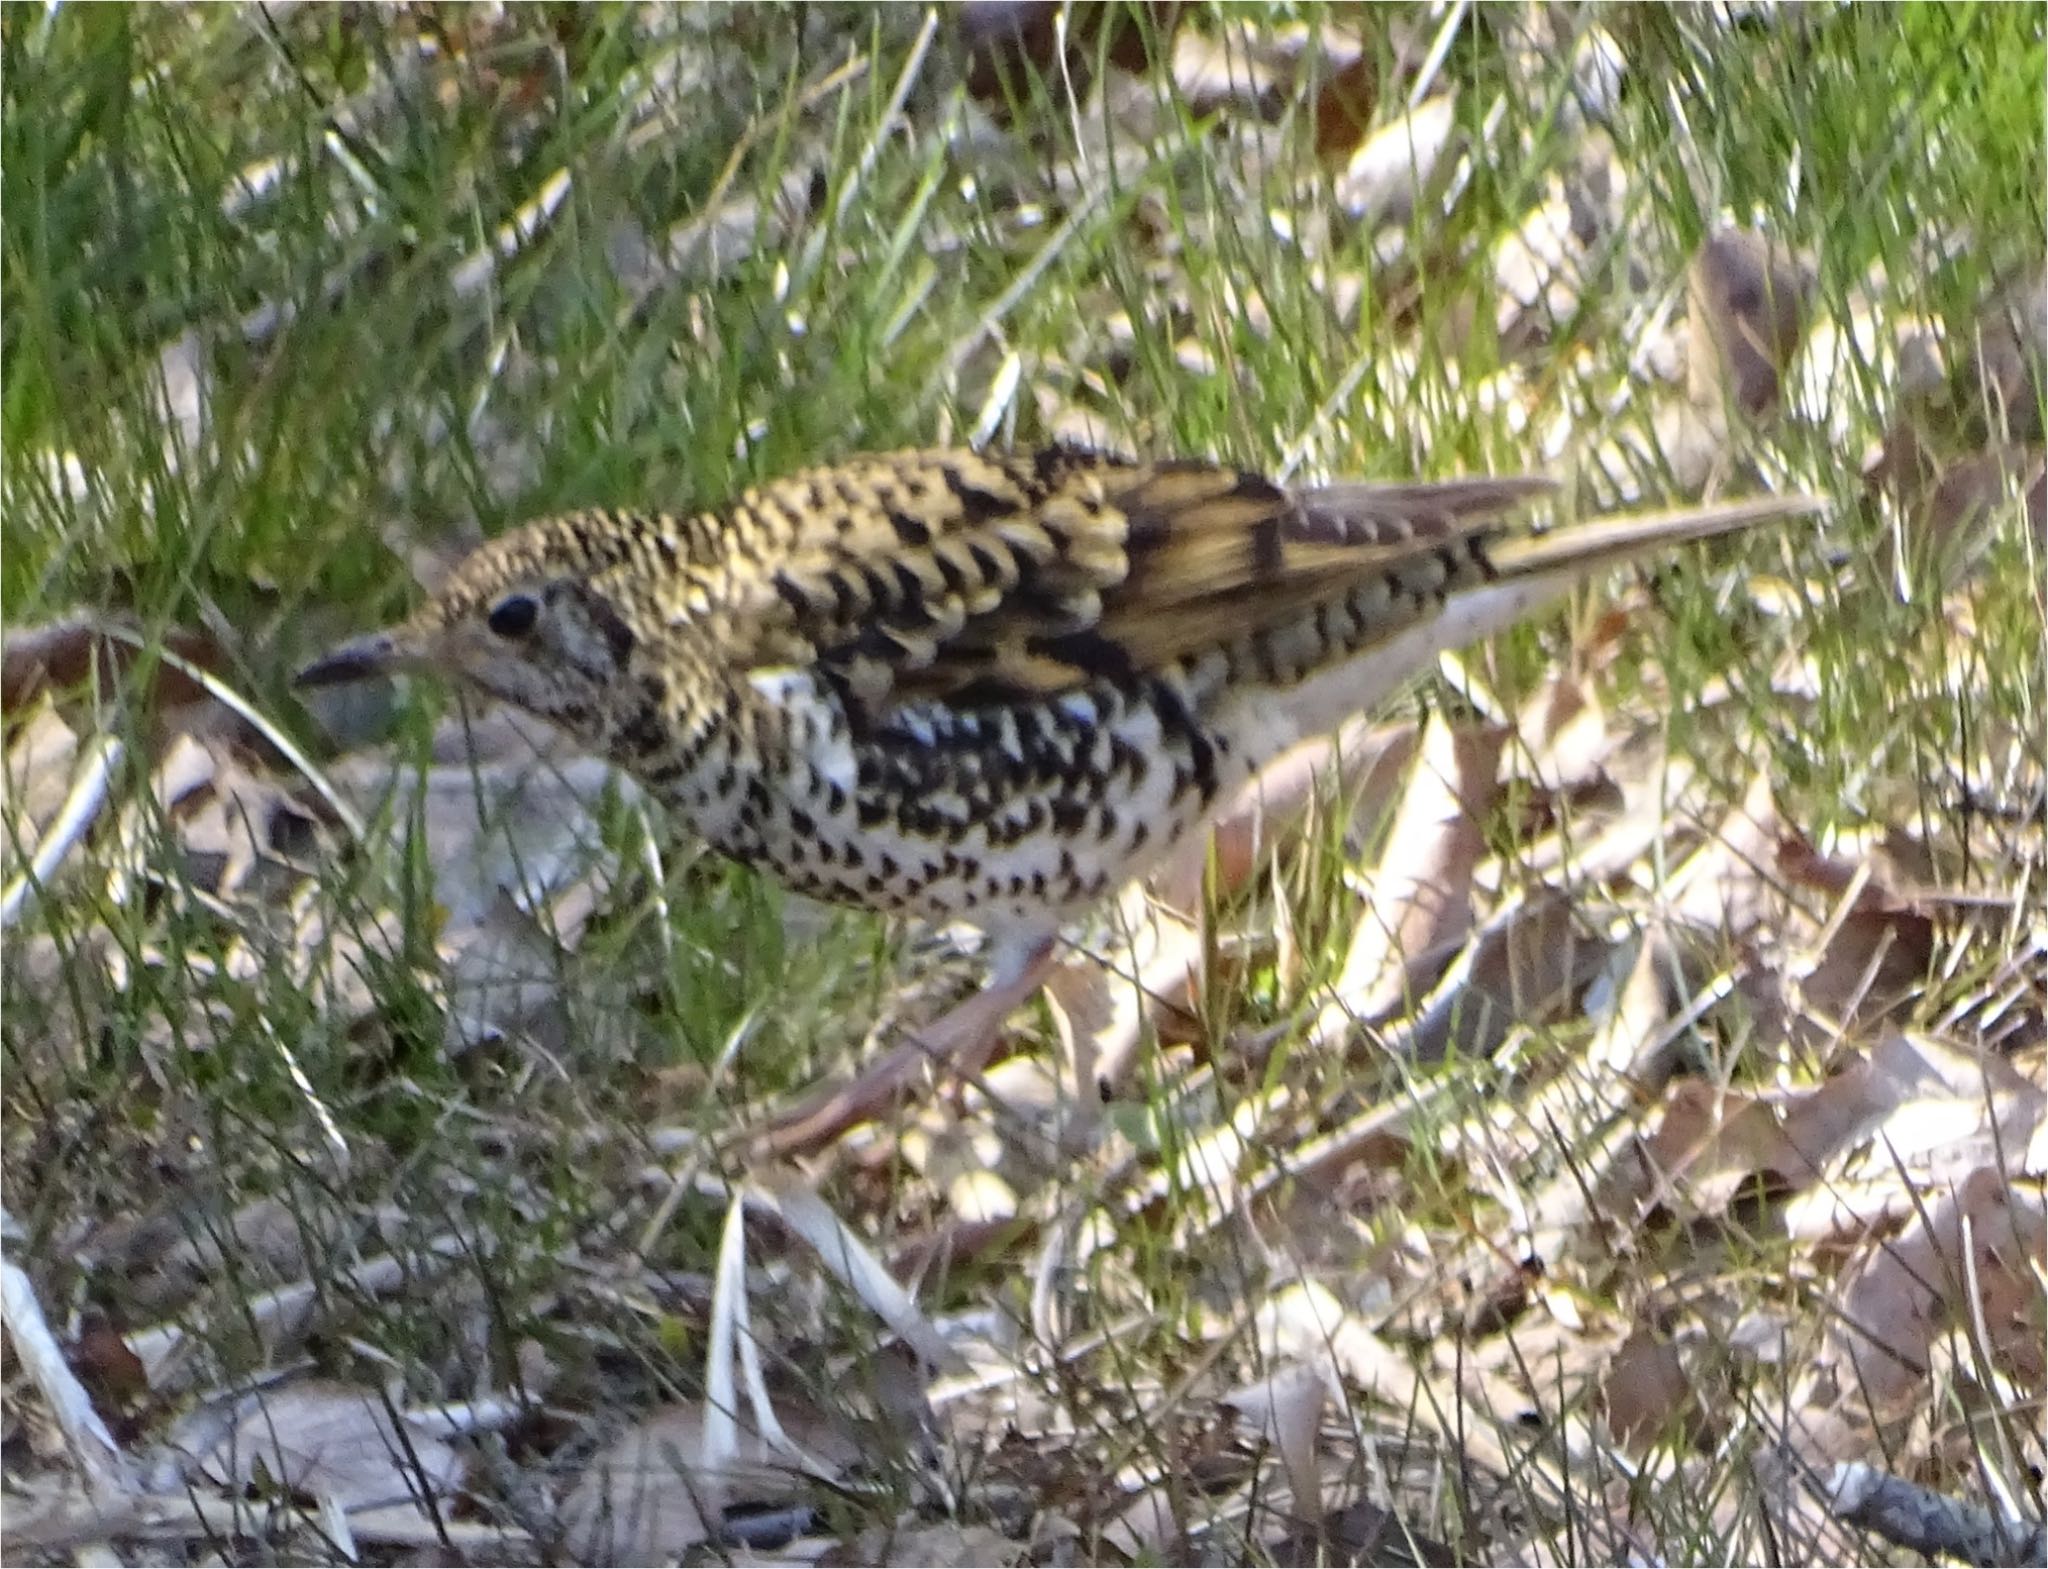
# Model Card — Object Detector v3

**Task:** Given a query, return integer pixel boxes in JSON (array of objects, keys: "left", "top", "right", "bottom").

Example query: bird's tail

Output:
[
  {"left": 1261, "top": 490, "right": 1825, "bottom": 746},
  {"left": 1483, "top": 493, "right": 1827, "bottom": 582}
]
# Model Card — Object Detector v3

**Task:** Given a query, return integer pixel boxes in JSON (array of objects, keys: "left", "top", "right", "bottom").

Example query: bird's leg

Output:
[{"left": 745, "top": 936, "right": 1060, "bottom": 1162}]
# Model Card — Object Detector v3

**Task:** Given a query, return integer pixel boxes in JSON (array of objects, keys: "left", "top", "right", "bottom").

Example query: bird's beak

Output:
[{"left": 293, "top": 628, "right": 429, "bottom": 689}]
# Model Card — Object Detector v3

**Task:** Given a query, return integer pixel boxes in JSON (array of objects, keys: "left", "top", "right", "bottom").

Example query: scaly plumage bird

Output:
[{"left": 297, "top": 447, "right": 1819, "bottom": 1150}]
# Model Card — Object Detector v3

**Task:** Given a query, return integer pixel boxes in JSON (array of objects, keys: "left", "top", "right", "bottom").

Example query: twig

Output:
[
  {"left": 0, "top": 733, "right": 123, "bottom": 930},
  {"left": 1819, "top": 1461, "right": 2045, "bottom": 1568}
]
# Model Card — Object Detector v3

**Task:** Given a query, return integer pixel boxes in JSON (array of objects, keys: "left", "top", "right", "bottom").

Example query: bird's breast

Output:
[{"left": 655, "top": 669, "right": 1252, "bottom": 931}]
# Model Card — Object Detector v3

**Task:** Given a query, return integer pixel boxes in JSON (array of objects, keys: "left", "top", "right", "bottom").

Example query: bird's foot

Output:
[{"left": 740, "top": 938, "right": 1059, "bottom": 1162}]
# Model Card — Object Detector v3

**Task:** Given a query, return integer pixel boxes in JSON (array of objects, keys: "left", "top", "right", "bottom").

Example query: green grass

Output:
[{"left": 4, "top": 4, "right": 2042, "bottom": 1564}]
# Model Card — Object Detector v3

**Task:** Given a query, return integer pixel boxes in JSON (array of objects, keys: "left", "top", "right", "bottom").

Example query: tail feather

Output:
[
  {"left": 1251, "top": 489, "right": 1826, "bottom": 747},
  {"left": 1300, "top": 475, "right": 1559, "bottom": 535},
  {"left": 1487, "top": 494, "right": 1827, "bottom": 581}
]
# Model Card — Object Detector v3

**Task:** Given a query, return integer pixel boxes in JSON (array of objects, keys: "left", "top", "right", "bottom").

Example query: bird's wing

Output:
[{"left": 707, "top": 446, "right": 1553, "bottom": 711}]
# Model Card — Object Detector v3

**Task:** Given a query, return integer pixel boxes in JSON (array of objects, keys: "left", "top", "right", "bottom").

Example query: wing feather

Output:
[{"left": 704, "top": 447, "right": 1553, "bottom": 710}]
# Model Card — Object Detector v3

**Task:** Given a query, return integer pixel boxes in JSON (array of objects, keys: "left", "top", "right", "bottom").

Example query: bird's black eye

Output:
[{"left": 486, "top": 594, "right": 540, "bottom": 640}]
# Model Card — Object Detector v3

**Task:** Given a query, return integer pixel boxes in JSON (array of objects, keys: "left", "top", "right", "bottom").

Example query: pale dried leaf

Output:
[
  {"left": 751, "top": 1175, "right": 963, "bottom": 1373},
  {"left": 1826, "top": 1168, "right": 2046, "bottom": 1424},
  {"left": 562, "top": 1401, "right": 856, "bottom": 1565},
  {"left": 1314, "top": 715, "right": 1502, "bottom": 1038},
  {"left": 1663, "top": 769, "right": 1783, "bottom": 942},
  {"left": 1221, "top": 1361, "right": 1328, "bottom": 1524},
  {"left": 329, "top": 707, "right": 629, "bottom": 1047},
  {"left": 1170, "top": 26, "right": 1280, "bottom": 119},
  {"left": 827, "top": 1522, "right": 1029, "bottom": 1567},
  {"left": 0, "top": 1261, "right": 136, "bottom": 1493},
  {"left": 1604, "top": 1031, "right": 2044, "bottom": 1231},
  {"left": 197, "top": 1380, "right": 465, "bottom": 1511},
  {"left": 1, "top": 702, "right": 81, "bottom": 854},
  {"left": 1513, "top": 672, "right": 1614, "bottom": 797},
  {"left": 1334, "top": 94, "right": 1460, "bottom": 223},
  {"left": 1054, "top": 716, "right": 1416, "bottom": 1097},
  {"left": 1777, "top": 1032, "right": 2045, "bottom": 1196}
]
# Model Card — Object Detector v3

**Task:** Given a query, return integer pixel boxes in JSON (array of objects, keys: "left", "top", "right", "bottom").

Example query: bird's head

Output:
[{"left": 295, "top": 514, "right": 680, "bottom": 748}]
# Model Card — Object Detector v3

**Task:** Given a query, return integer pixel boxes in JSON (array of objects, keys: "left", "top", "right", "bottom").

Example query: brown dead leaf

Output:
[
  {"left": 2, "top": 615, "right": 234, "bottom": 737},
  {"left": 1313, "top": 716, "right": 1503, "bottom": 1041},
  {"left": 1792, "top": 906, "right": 1937, "bottom": 1033},
  {"left": 1688, "top": 224, "right": 1817, "bottom": 420},
  {"left": 197, "top": 1379, "right": 466, "bottom": 1510},
  {"left": 1604, "top": 1032, "right": 2045, "bottom": 1232},
  {"left": 1395, "top": 889, "right": 1612, "bottom": 1062},
  {"left": 959, "top": 1, "right": 1184, "bottom": 114},
  {"left": 1260, "top": 1499, "right": 1459, "bottom": 1568},
  {"left": 1601, "top": 1076, "right": 1801, "bottom": 1222},
  {"left": 1968, "top": 264, "right": 2045, "bottom": 447},
  {"left": 1045, "top": 880, "right": 1204, "bottom": 1101},
  {"left": 67, "top": 1313, "right": 151, "bottom": 1438},
  {"left": 1601, "top": 1324, "right": 1709, "bottom": 1457},
  {"left": 1311, "top": 51, "right": 1383, "bottom": 161},
  {"left": 1876, "top": 443, "right": 2048, "bottom": 593},
  {"left": 1826, "top": 1167, "right": 2047, "bottom": 1428},
  {"left": 1858, "top": 267, "right": 2046, "bottom": 596}
]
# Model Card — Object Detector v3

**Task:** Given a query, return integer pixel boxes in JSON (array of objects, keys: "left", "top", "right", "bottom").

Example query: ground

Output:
[{"left": 3, "top": 5, "right": 2043, "bottom": 1565}]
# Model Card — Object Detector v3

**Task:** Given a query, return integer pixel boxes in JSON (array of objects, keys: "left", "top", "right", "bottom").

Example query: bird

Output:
[{"left": 296, "top": 446, "right": 1820, "bottom": 1152}]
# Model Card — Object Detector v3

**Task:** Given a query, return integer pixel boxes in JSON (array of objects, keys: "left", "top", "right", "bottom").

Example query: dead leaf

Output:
[
  {"left": 1792, "top": 906, "right": 1937, "bottom": 1033},
  {"left": 1601, "top": 1076, "right": 1805, "bottom": 1221},
  {"left": 1, "top": 615, "right": 230, "bottom": 732},
  {"left": 1688, "top": 224, "right": 1817, "bottom": 419},
  {"left": 1334, "top": 94, "right": 1461, "bottom": 224},
  {"left": 1313, "top": 716, "right": 1503, "bottom": 1040},
  {"left": 561, "top": 1401, "right": 858, "bottom": 1565},
  {"left": 197, "top": 1380, "right": 465, "bottom": 1511},
  {"left": 1311, "top": 52, "right": 1384, "bottom": 161},
  {"left": 1395, "top": 889, "right": 1611, "bottom": 1062},
  {"left": 959, "top": 1, "right": 1183, "bottom": 113},
  {"left": 1604, "top": 1032, "right": 2044, "bottom": 1233},
  {"left": 1782, "top": 1033, "right": 2046, "bottom": 1198},
  {"left": 328, "top": 706, "right": 629, "bottom": 1049},
  {"left": 1827, "top": 1167, "right": 2047, "bottom": 1425},
  {"left": 1168, "top": 26, "right": 1281, "bottom": 120},
  {"left": 1664, "top": 769, "right": 1783, "bottom": 943},
  {"left": 1221, "top": 1361, "right": 1327, "bottom": 1526},
  {"left": 1259, "top": 1499, "right": 1459, "bottom": 1568},
  {"left": 2, "top": 702, "right": 82, "bottom": 854},
  {"left": 1601, "top": 1325, "right": 1710, "bottom": 1457},
  {"left": 1052, "top": 717, "right": 1417, "bottom": 1100},
  {"left": 820, "top": 1522, "right": 1029, "bottom": 1567},
  {"left": 67, "top": 1313, "right": 151, "bottom": 1436}
]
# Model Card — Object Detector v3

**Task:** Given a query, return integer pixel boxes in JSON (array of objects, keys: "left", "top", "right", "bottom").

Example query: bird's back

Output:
[{"left": 638, "top": 448, "right": 1564, "bottom": 939}]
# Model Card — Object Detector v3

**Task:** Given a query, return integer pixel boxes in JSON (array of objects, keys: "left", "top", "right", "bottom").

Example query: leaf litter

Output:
[{"left": 5, "top": 5, "right": 2042, "bottom": 1565}]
